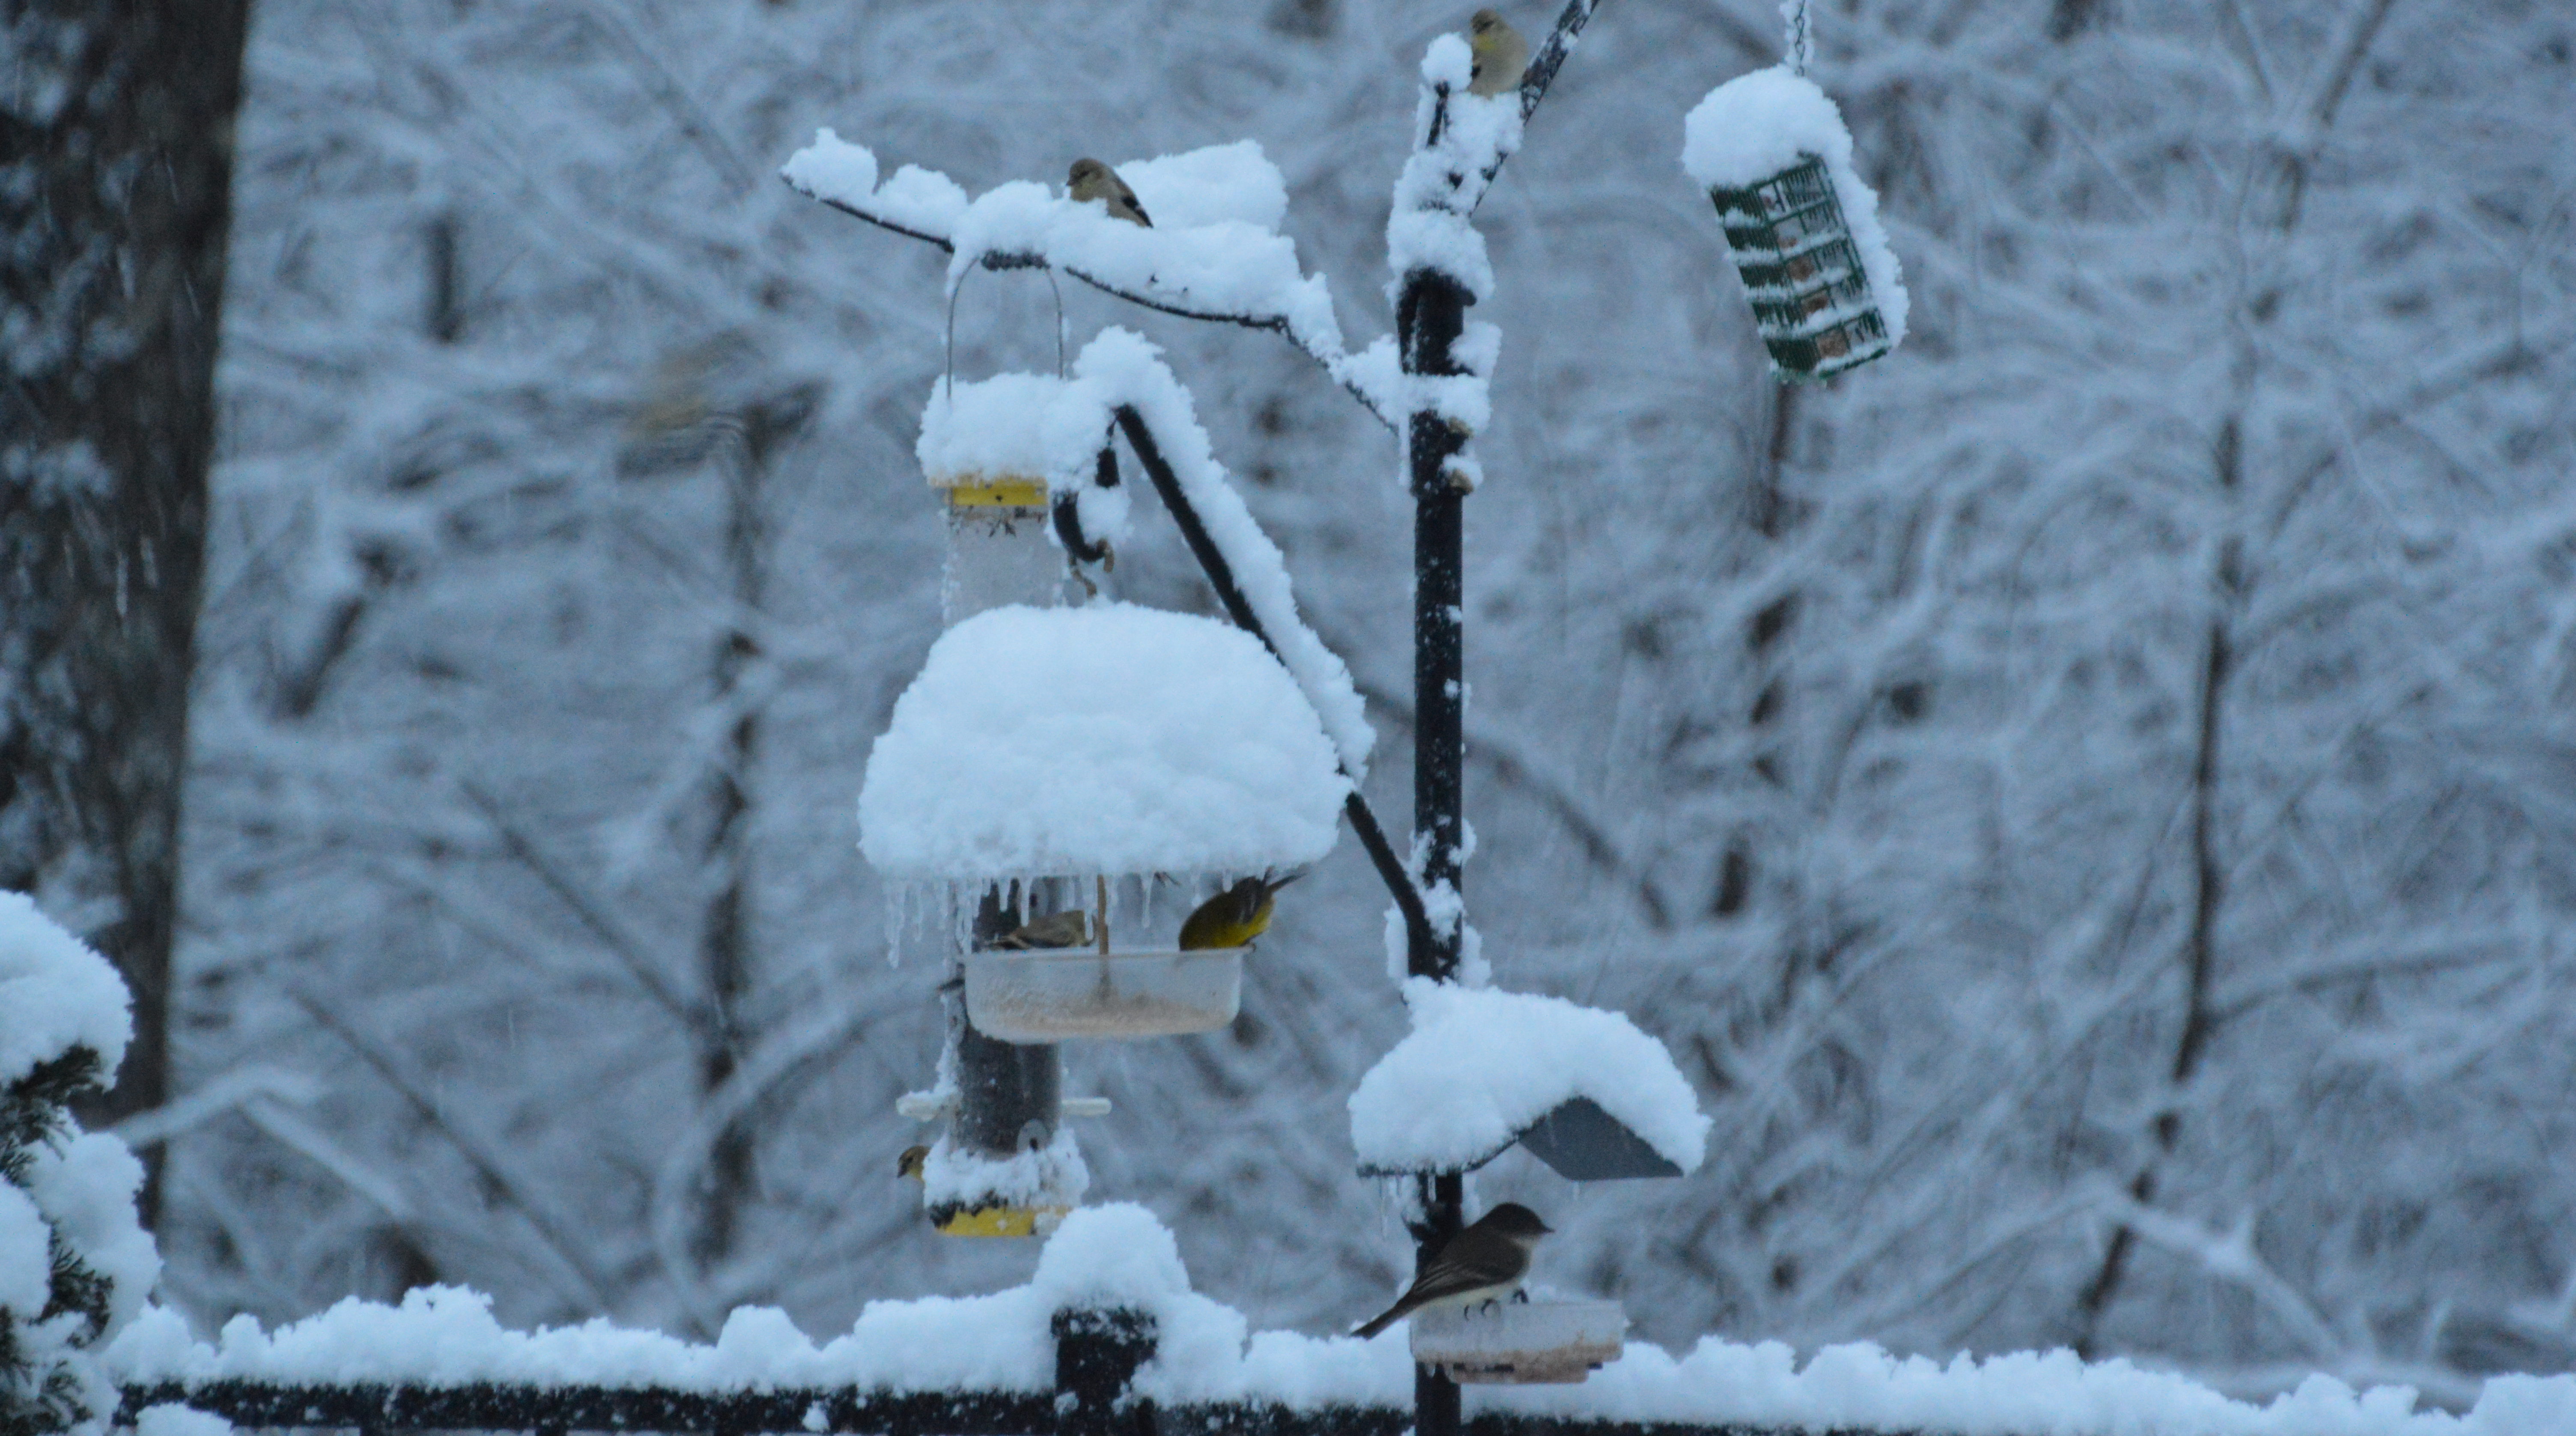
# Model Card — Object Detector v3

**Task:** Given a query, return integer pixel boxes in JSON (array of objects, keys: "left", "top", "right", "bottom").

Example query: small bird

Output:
[
  {"left": 1177, "top": 873, "right": 1299, "bottom": 951},
  {"left": 897, "top": 1145, "right": 929, "bottom": 1180},
  {"left": 1067, "top": 158, "right": 1152, "bottom": 227},
  {"left": 1353, "top": 1203, "right": 1554, "bottom": 1338},
  {"left": 1467, "top": 9, "right": 1529, "bottom": 97},
  {"left": 989, "top": 909, "right": 1094, "bottom": 950}
]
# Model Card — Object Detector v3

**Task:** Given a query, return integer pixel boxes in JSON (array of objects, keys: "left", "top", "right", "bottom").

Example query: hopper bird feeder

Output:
[
  {"left": 1409, "top": 1299, "right": 1627, "bottom": 1385},
  {"left": 1349, "top": 982, "right": 1710, "bottom": 1183},
  {"left": 1682, "top": 66, "right": 1908, "bottom": 384}
]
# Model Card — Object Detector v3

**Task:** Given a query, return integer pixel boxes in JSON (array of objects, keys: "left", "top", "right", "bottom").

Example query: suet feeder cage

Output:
[
  {"left": 966, "top": 944, "right": 1246, "bottom": 1043},
  {"left": 1409, "top": 1300, "right": 1626, "bottom": 1385},
  {"left": 1707, "top": 154, "right": 1893, "bottom": 381}
]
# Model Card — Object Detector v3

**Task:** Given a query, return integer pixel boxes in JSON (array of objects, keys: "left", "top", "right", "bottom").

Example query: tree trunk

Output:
[{"left": 0, "top": 0, "right": 253, "bottom": 1224}]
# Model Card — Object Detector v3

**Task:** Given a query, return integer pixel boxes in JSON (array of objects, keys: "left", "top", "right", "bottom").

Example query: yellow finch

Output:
[
  {"left": 897, "top": 1144, "right": 929, "bottom": 1180},
  {"left": 1177, "top": 874, "right": 1298, "bottom": 950},
  {"left": 989, "top": 909, "right": 1093, "bottom": 950},
  {"left": 1467, "top": 9, "right": 1529, "bottom": 97},
  {"left": 1067, "top": 158, "right": 1152, "bottom": 227}
]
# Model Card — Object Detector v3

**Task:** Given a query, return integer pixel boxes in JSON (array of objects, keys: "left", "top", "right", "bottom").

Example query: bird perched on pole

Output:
[
  {"left": 989, "top": 909, "right": 1093, "bottom": 950},
  {"left": 1466, "top": 9, "right": 1529, "bottom": 97},
  {"left": 1177, "top": 873, "right": 1299, "bottom": 950},
  {"left": 1353, "top": 1203, "right": 1554, "bottom": 1337},
  {"left": 897, "top": 1145, "right": 929, "bottom": 1181},
  {"left": 1067, "top": 158, "right": 1152, "bottom": 227}
]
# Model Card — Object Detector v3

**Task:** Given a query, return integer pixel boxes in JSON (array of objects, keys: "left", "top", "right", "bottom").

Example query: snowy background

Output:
[{"left": 152, "top": 0, "right": 2575, "bottom": 1411}]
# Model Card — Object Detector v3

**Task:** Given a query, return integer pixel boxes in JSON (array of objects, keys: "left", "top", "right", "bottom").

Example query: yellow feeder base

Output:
[
  {"left": 935, "top": 1204, "right": 1071, "bottom": 1238},
  {"left": 945, "top": 480, "right": 1049, "bottom": 510}
]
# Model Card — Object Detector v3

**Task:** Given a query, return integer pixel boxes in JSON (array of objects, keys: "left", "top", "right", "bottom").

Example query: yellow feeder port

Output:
[
  {"left": 945, "top": 478, "right": 1050, "bottom": 510},
  {"left": 933, "top": 1204, "right": 1071, "bottom": 1238}
]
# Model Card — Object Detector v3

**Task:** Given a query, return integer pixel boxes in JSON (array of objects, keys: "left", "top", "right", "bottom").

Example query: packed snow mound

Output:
[
  {"left": 1681, "top": 66, "right": 1909, "bottom": 345},
  {"left": 1349, "top": 979, "right": 1708, "bottom": 1176},
  {"left": 0, "top": 890, "right": 131, "bottom": 1084},
  {"left": 1112, "top": 142, "right": 1288, "bottom": 231},
  {"left": 859, "top": 603, "right": 1348, "bottom": 882}
]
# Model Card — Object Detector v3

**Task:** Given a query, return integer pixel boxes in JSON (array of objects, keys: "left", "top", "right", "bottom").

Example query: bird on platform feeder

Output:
[{"left": 1178, "top": 873, "right": 1300, "bottom": 950}]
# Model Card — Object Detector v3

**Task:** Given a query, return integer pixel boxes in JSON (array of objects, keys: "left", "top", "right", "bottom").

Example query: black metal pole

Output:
[{"left": 1398, "top": 264, "right": 1472, "bottom": 1436}]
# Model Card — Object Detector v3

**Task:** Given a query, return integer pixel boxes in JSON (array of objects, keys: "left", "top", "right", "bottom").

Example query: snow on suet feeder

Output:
[
  {"left": 862, "top": 602, "right": 1348, "bottom": 1039},
  {"left": 1350, "top": 980, "right": 1708, "bottom": 1182},
  {"left": 1410, "top": 1299, "right": 1627, "bottom": 1385},
  {"left": 1683, "top": 66, "right": 1908, "bottom": 383}
]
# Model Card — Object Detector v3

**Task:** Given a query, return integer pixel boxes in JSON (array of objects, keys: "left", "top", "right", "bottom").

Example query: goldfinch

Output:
[
  {"left": 1067, "top": 158, "right": 1152, "bottom": 227},
  {"left": 1467, "top": 9, "right": 1529, "bottom": 97},
  {"left": 1177, "top": 874, "right": 1299, "bottom": 951}
]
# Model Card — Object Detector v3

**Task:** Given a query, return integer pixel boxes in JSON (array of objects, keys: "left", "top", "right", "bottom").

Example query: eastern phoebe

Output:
[{"left": 1353, "top": 1202, "right": 1553, "bottom": 1337}]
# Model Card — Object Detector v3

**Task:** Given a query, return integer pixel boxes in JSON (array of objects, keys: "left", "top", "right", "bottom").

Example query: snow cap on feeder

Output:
[
  {"left": 918, "top": 373, "right": 1128, "bottom": 618},
  {"left": 861, "top": 603, "right": 1348, "bottom": 1038},
  {"left": 1349, "top": 979, "right": 1708, "bottom": 1181},
  {"left": 1683, "top": 66, "right": 1907, "bottom": 382}
]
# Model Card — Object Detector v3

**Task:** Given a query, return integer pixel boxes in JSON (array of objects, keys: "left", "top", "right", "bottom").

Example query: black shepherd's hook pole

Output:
[{"left": 1110, "top": 407, "right": 1434, "bottom": 956}]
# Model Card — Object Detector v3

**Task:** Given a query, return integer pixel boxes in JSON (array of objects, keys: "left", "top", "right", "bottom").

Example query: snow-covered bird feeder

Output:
[
  {"left": 1350, "top": 980, "right": 1709, "bottom": 1182},
  {"left": 1683, "top": 67, "right": 1908, "bottom": 383},
  {"left": 919, "top": 373, "right": 1130, "bottom": 619},
  {"left": 862, "top": 602, "right": 1348, "bottom": 1040},
  {"left": 1410, "top": 1299, "right": 1627, "bottom": 1385}
]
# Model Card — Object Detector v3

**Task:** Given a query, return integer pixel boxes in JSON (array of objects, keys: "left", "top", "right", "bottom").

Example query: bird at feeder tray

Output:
[
  {"left": 1067, "top": 159, "right": 1151, "bottom": 227},
  {"left": 989, "top": 909, "right": 1094, "bottom": 950},
  {"left": 1178, "top": 873, "right": 1299, "bottom": 950},
  {"left": 1354, "top": 1202, "right": 1554, "bottom": 1337},
  {"left": 1467, "top": 9, "right": 1528, "bottom": 97}
]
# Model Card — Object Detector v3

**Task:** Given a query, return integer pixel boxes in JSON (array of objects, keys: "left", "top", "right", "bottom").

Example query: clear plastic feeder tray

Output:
[
  {"left": 1409, "top": 1299, "right": 1626, "bottom": 1385},
  {"left": 964, "top": 947, "right": 1246, "bottom": 1042}
]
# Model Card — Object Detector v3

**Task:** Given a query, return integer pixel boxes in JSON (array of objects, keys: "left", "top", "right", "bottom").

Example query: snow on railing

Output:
[{"left": 106, "top": 1206, "right": 2576, "bottom": 1436}]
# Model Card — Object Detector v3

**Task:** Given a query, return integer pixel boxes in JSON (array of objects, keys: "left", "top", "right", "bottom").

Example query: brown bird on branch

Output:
[
  {"left": 1068, "top": 158, "right": 1152, "bottom": 227},
  {"left": 1353, "top": 1202, "right": 1554, "bottom": 1337},
  {"left": 1467, "top": 9, "right": 1530, "bottom": 97}
]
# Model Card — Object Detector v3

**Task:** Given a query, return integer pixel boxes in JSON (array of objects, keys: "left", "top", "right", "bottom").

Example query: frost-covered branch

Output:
[{"left": 781, "top": 137, "right": 1400, "bottom": 428}]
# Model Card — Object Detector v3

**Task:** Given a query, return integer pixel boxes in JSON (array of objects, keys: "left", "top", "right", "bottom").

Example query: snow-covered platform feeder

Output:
[
  {"left": 966, "top": 946, "right": 1243, "bottom": 1042},
  {"left": 862, "top": 601, "right": 1347, "bottom": 1039},
  {"left": 1350, "top": 980, "right": 1709, "bottom": 1182},
  {"left": 1684, "top": 67, "right": 1907, "bottom": 383},
  {"left": 1410, "top": 1299, "right": 1626, "bottom": 1385}
]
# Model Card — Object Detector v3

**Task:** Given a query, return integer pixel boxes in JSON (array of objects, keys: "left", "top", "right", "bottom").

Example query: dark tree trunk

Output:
[{"left": 0, "top": 0, "right": 253, "bottom": 1223}]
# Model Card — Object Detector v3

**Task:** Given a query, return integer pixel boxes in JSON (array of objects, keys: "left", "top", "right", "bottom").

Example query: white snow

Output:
[
  {"left": 135, "top": 1405, "right": 234, "bottom": 1436},
  {"left": 1681, "top": 66, "right": 1909, "bottom": 345},
  {"left": 1113, "top": 142, "right": 1288, "bottom": 231},
  {"left": 24, "top": 1131, "right": 160, "bottom": 1335},
  {"left": 1073, "top": 329, "right": 1375, "bottom": 777},
  {"left": 0, "top": 889, "right": 131, "bottom": 1085},
  {"left": 780, "top": 136, "right": 1365, "bottom": 402},
  {"left": 1348, "top": 978, "right": 1708, "bottom": 1176},
  {"left": 102, "top": 1201, "right": 2576, "bottom": 1433},
  {"left": 916, "top": 374, "right": 1111, "bottom": 493},
  {"left": 858, "top": 602, "right": 1349, "bottom": 883},
  {"left": 919, "top": 1127, "right": 1088, "bottom": 1212},
  {"left": 0, "top": 1179, "right": 50, "bottom": 1317}
]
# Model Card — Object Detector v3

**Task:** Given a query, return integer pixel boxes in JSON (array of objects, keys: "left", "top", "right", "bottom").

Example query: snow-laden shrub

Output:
[{"left": 2, "top": 892, "right": 155, "bottom": 1436}]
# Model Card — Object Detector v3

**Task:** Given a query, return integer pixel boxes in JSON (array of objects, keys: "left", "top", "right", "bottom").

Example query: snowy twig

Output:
[
  {"left": 459, "top": 779, "right": 712, "bottom": 1038},
  {"left": 2087, "top": 1184, "right": 2346, "bottom": 1364},
  {"left": 109, "top": 1066, "right": 321, "bottom": 1151},
  {"left": 647, "top": 1000, "right": 874, "bottom": 1336},
  {"left": 1348, "top": 671, "right": 1670, "bottom": 931},
  {"left": 292, "top": 987, "right": 617, "bottom": 1308}
]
